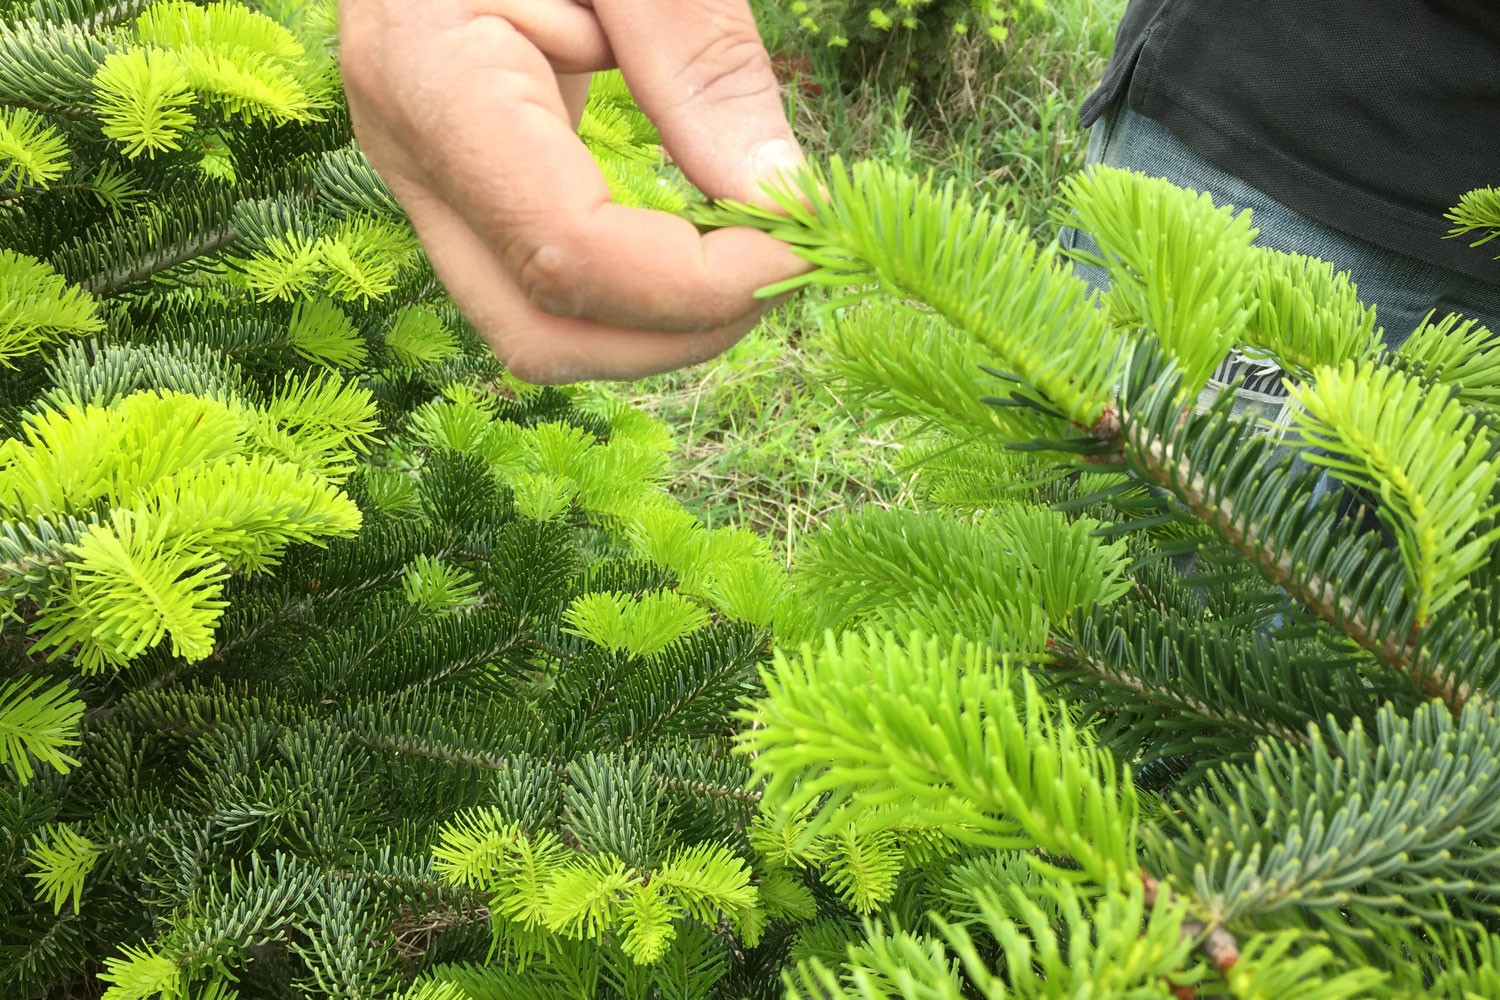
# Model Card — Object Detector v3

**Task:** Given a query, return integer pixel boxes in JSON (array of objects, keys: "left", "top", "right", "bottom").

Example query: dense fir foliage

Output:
[
  {"left": 693, "top": 156, "right": 1500, "bottom": 997},
  {"left": 6, "top": 0, "right": 1500, "bottom": 999},
  {"left": 0, "top": 2, "right": 794, "bottom": 996}
]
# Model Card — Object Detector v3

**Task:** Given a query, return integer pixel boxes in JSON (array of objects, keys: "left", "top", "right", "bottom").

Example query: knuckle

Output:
[
  {"left": 500, "top": 344, "right": 572, "bottom": 385},
  {"left": 500, "top": 352, "right": 545, "bottom": 384},
  {"left": 516, "top": 239, "right": 586, "bottom": 317}
]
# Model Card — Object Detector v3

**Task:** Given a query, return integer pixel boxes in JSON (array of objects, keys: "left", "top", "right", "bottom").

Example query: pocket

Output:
[
  {"left": 1079, "top": 12, "right": 1156, "bottom": 127},
  {"left": 1058, "top": 223, "right": 1078, "bottom": 253},
  {"left": 1084, "top": 103, "right": 1123, "bottom": 169}
]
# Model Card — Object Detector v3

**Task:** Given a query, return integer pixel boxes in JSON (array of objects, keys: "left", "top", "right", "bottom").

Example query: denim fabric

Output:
[{"left": 1058, "top": 105, "right": 1500, "bottom": 431}]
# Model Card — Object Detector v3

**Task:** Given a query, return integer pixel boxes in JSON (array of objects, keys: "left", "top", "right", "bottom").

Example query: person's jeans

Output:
[{"left": 1058, "top": 105, "right": 1500, "bottom": 432}]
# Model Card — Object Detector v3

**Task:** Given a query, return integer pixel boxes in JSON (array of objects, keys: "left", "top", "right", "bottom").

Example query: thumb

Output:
[{"left": 591, "top": 0, "right": 804, "bottom": 205}]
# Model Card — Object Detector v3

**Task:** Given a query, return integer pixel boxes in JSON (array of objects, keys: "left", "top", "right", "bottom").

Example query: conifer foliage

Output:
[
  {"left": 0, "top": 2, "right": 786, "bottom": 996},
  {"left": 695, "top": 159, "right": 1500, "bottom": 997},
  {"left": 9, "top": 0, "right": 1500, "bottom": 997}
]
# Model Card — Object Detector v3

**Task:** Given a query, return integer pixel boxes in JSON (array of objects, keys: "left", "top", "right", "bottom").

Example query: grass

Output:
[
  {"left": 624, "top": 0, "right": 1126, "bottom": 551},
  {"left": 618, "top": 308, "right": 914, "bottom": 564}
]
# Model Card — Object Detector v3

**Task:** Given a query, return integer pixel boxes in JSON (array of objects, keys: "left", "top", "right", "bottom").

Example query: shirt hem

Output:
[{"left": 1134, "top": 85, "right": 1500, "bottom": 286}]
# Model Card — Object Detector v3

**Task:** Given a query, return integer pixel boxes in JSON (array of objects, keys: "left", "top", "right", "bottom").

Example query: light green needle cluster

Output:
[
  {"left": 1396, "top": 311, "right": 1500, "bottom": 408},
  {"left": 431, "top": 808, "right": 757, "bottom": 968},
  {"left": 787, "top": 879, "right": 1199, "bottom": 1000},
  {"left": 563, "top": 590, "right": 713, "bottom": 659},
  {"left": 741, "top": 631, "right": 1140, "bottom": 887},
  {"left": 92, "top": 1, "right": 331, "bottom": 158},
  {"left": 0, "top": 249, "right": 104, "bottom": 366},
  {"left": 25, "top": 822, "right": 100, "bottom": 914},
  {"left": 285, "top": 296, "right": 368, "bottom": 368},
  {"left": 1446, "top": 184, "right": 1500, "bottom": 256},
  {"left": 229, "top": 215, "right": 422, "bottom": 304},
  {"left": 786, "top": 504, "right": 1129, "bottom": 651},
  {"left": 1290, "top": 361, "right": 1500, "bottom": 623},
  {"left": 406, "top": 385, "right": 793, "bottom": 629},
  {"left": 1242, "top": 248, "right": 1384, "bottom": 377},
  {"left": 0, "top": 387, "right": 369, "bottom": 674},
  {"left": 384, "top": 304, "right": 461, "bottom": 367},
  {"left": 1059, "top": 166, "right": 1259, "bottom": 396},
  {"left": 0, "top": 106, "right": 70, "bottom": 188},
  {"left": 581, "top": 71, "right": 689, "bottom": 213}
]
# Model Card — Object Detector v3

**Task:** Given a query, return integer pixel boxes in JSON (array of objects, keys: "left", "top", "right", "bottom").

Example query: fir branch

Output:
[
  {"left": 350, "top": 734, "right": 563, "bottom": 775},
  {"left": 1151, "top": 700, "right": 1500, "bottom": 934},
  {"left": 0, "top": 96, "right": 93, "bottom": 117},
  {"left": 0, "top": 513, "right": 89, "bottom": 598},
  {"left": 612, "top": 624, "right": 765, "bottom": 749},
  {"left": 0, "top": 176, "right": 140, "bottom": 207},
  {"left": 80, "top": 224, "right": 236, "bottom": 295},
  {"left": 1046, "top": 636, "right": 1306, "bottom": 747},
  {"left": 692, "top": 157, "right": 1124, "bottom": 428},
  {"left": 1127, "top": 419, "right": 1472, "bottom": 711},
  {"left": 1142, "top": 873, "right": 1241, "bottom": 984},
  {"left": 0, "top": 908, "right": 86, "bottom": 997},
  {"left": 25, "top": 0, "right": 158, "bottom": 32},
  {"left": 1287, "top": 362, "right": 1500, "bottom": 625},
  {"left": 85, "top": 0, "right": 156, "bottom": 30},
  {"left": 391, "top": 898, "right": 491, "bottom": 963},
  {"left": 649, "top": 771, "right": 762, "bottom": 807},
  {"left": 1395, "top": 312, "right": 1500, "bottom": 409},
  {"left": 0, "top": 16, "right": 110, "bottom": 112},
  {"left": 742, "top": 631, "right": 1141, "bottom": 887},
  {"left": 1447, "top": 185, "right": 1500, "bottom": 254},
  {"left": 0, "top": 676, "right": 84, "bottom": 784}
]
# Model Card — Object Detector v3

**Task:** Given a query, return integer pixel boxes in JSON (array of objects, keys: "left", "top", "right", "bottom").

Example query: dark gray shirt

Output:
[{"left": 1082, "top": 1, "right": 1500, "bottom": 282}]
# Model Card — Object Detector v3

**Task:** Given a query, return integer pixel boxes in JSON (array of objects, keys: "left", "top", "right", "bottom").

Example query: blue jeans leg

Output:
[{"left": 1059, "top": 105, "right": 1500, "bottom": 347}]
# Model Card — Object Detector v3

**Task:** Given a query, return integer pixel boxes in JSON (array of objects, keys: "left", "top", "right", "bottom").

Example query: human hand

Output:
[{"left": 338, "top": 0, "right": 809, "bottom": 383}]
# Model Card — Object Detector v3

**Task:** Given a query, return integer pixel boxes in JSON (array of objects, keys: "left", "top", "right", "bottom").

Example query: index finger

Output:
[
  {"left": 592, "top": 0, "right": 804, "bottom": 204},
  {"left": 415, "top": 15, "right": 803, "bottom": 333}
]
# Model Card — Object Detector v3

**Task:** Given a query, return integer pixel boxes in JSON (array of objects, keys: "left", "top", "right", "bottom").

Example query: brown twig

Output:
[{"left": 1143, "top": 872, "right": 1240, "bottom": 999}]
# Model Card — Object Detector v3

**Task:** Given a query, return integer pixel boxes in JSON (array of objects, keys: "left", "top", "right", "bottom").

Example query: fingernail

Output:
[{"left": 751, "top": 139, "right": 803, "bottom": 184}]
